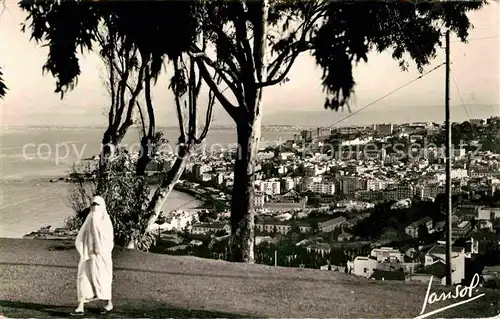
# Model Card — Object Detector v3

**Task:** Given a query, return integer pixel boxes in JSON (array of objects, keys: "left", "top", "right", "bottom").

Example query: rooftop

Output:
[
  {"left": 418, "top": 261, "right": 449, "bottom": 278},
  {"left": 427, "top": 244, "right": 465, "bottom": 256},
  {"left": 319, "top": 217, "right": 347, "bottom": 227},
  {"left": 192, "top": 222, "right": 226, "bottom": 229}
]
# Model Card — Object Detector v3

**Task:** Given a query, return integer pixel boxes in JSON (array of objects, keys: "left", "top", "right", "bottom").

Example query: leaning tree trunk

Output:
[
  {"left": 125, "top": 146, "right": 191, "bottom": 249},
  {"left": 147, "top": 152, "right": 189, "bottom": 227}
]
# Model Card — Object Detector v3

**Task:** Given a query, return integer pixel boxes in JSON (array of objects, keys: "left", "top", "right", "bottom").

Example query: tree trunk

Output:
[
  {"left": 136, "top": 136, "right": 152, "bottom": 176},
  {"left": 230, "top": 117, "right": 261, "bottom": 263},
  {"left": 96, "top": 129, "right": 117, "bottom": 194},
  {"left": 99, "top": 129, "right": 114, "bottom": 173},
  {"left": 229, "top": 0, "right": 269, "bottom": 263},
  {"left": 124, "top": 150, "right": 189, "bottom": 249},
  {"left": 145, "top": 146, "right": 191, "bottom": 231}
]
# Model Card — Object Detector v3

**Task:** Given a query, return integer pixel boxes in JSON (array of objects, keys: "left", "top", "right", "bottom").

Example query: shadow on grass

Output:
[
  {"left": 0, "top": 300, "right": 250, "bottom": 318},
  {"left": 0, "top": 260, "right": 373, "bottom": 287},
  {"left": 48, "top": 243, "right": 75, "bottom": 251},
  {"left": 0, "top": 300, "right": 70, "bottom": 317}
]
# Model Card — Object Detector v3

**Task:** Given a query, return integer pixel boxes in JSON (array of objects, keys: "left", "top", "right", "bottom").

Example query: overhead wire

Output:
[
  {"left": 327, "top": 33, "right": 498, "bottom": 130},
  {"left": 451, "top": 68, "right": 481, "bottom": 141},
  {"left": 327, "top": 62, "right": 446, "bottom": 129},
  {"left": 450, "top": 35, "right": 500, "bottom": 43},
  {"left": 451, "top": 73, "right": 472, "bottom": 121}
]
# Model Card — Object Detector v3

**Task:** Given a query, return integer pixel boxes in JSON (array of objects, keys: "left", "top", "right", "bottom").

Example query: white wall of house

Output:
[
  {"left": 352, "top": 257, "right": 378, "bottom": 278},
  {"left": 425, "top": 252, "right": 466, "bottom": 285}
]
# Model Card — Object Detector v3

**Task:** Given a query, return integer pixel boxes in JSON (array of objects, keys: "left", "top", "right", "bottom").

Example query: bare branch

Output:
[
  {"left": 173, "top": 58, "right": 187, "bottom": 143},
  {"left": 144, "top": 64, "right": 155, "bottom": 138},
  {"left": 263, "top": 4, "right": 326, "bottom": 87},
  {"left": 198, "top": 87, "right": 216, "bottom": 143},
  {"left": 187, "top": 57, "right": 197, "bottom": 144},
  {"left": 136, "top": 101, "right": 147, "bottom": 137},
  {"left": 194, "top": 58, "right": 239, "bottom": 121},
  {"left": 202, "top": 57, "right": 244, "bottom": 106},
  {"left": 213, "top": 26, "right": 246, "bottom": 76},
  {"left": 117, "top": 56, "right": 147, "bottom": 141},
  {"left": 260, "top": 48, "right": 300, "bottom": 87}
]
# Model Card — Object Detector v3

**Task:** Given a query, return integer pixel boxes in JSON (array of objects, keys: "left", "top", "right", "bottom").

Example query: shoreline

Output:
[
  {"left": 21, "top": 184, "right": 207, "bottom": 239},
  {"left": 1, "top": 178, "right": 202, "bottom": 239}
]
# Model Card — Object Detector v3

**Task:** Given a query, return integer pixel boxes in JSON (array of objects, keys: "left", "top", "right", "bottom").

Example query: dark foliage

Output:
[
  {"left": 0, "top": 67, "right": 7, "bottom": 99},
  {"left": 19, "top": 0, "right": 486, "bottom": 109},
  {"left": 66, "top": 148, "right": 155, "bottom": 251},
  {"left": 352, "top": 199, "right": 445, "bottom": 240},
  {"left": 19, "top": 0, "right": 199, "bottom": 97},
  {"left": 429, "top": 119, "right": 500, "bottom": 153}
]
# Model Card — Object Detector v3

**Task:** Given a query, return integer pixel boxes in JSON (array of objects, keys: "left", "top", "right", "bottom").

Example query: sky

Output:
[{"left": 0, "top": 1, "right": 499, "bottom": 127}]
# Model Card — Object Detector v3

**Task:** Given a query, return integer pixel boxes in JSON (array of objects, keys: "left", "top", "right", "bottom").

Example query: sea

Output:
[{"left": 0, "top": 127, "right": 295, "bottom": 238}]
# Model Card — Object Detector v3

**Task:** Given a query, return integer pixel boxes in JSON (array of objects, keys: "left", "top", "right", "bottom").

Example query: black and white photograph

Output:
[{"left": 0, "top": 0, "right": 499, "bottom": 318}]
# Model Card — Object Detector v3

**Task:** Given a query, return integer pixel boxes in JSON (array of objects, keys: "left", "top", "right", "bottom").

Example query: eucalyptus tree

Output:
[
  {"left": 141, "top": 52, "right": 218, "bottom": 238},
  {"left": 94, "top": 20, "right": 147, "bottom": 175},
  {"left": 187, "top": 0, "right": 485, "bottom": 262},
  {"left": 19, "top": 0, "right": 486, "bottom": 261},
  {"left": 19, "top": 0, "right": 215, "bottom": 249}
]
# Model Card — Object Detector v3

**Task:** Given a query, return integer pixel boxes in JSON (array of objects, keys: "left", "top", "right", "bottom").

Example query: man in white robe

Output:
[{"left": 72, "top": 196, "right": 114, "bottom": 316}]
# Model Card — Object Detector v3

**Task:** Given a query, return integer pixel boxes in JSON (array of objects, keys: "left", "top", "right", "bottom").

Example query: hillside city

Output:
[{"left": 29, "top": 116, "right": 500, "bottom": 287}]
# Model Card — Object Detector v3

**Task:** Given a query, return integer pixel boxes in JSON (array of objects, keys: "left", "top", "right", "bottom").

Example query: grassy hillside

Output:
[{"left": 0, "top": 238, "right": 499, "bottom": 318}]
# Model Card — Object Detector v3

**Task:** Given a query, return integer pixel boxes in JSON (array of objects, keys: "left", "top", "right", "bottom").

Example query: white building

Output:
[
  {"left": 348, "top": 256, "right": 378, "bottom": 278},
  {"left": 257, "top": 180, "right": 281, "bottom": 195},
  {"left": 469, "top": 118, "right": 486, "bottom": 126},
  {"left": 424, "top": 244, "right": 466, "bottom": 285},
  {"left": 370, "top": 247, "right": 404, "bottom": 263},
  {"left": 365, "top": 179, "right": 393, "bottom": 191},
  {"left": 477, "top": 206, "right": 500, "bottom": 220},
  {"left": 279, "top": 152, "right": 295, "bottom": 161},
  {"left": 152, "top": 210, "right": 199, "bottom": 232},
  {"left": 191, "top": 222, "right": 230, "bottom": 235},
  {"left": 254, "top": 192, "right": 265, "bottom": 209},
  {"left": 310, "top": 182, "right": 335, "bottom": 195}
]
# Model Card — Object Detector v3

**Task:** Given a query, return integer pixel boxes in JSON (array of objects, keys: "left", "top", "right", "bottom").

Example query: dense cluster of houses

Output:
[{"left": 342, "top": 240, "right": 478, "bottom": 285}]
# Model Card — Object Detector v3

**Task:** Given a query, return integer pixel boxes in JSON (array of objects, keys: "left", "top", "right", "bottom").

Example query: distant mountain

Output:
[
  {"left": 262, "top": 104, "right": 499, "bottom": 127},
  {"left": 4, "top": 103, "right": 497, "bottom": 128}
]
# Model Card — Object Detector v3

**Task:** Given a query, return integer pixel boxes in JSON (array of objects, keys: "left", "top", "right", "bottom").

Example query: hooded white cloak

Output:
[{"left": 75, "top": 196, "right": 114, "bottom": 302}]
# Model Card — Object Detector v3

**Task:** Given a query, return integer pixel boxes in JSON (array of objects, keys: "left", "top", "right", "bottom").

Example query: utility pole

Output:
[{"left": 445, "top": 30, "right": 453, "bottom": 286}]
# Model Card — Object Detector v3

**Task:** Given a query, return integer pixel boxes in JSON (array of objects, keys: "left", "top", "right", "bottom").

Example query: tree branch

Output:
[
  {"left": 190, "top": 44, "right": 244, "bottom": 106},
  {"left": 117, "top": 56, "right": 147, "bottom": 141},
  {"left": 144, "top": 64, "right": 155, "bottom": 138},
  {"left": 233, "top": 1, "right": 255, "bottom": 79},
  {"left": 198, "top": 88, "right": 216, "bottom": 143},
  {"left": 259, "top": 48, "right": 300, "bottom": 87},
  {"left": 194, "top": 58, "right": 239, "bottom": 121},
  {"left": 188, "top": 57, "right": 197, "bottom": 144},
  {"left": 264, "top": 4, "right": 326, "bottom": 87},
  {"left": 136, "top": 101, "right": 147, "bottom": 137},
  {"left": 213, "top": 27, "right": 244, "bottom": 80},
  {"left": 173, "top": 58, "right": 187, "bottom": 143}
]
